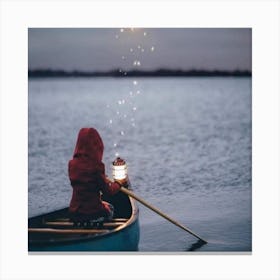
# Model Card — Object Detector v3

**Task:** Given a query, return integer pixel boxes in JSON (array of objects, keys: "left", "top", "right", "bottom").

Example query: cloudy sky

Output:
[{"left": 28, "top": 28, "right": 251, "bottom": 72}]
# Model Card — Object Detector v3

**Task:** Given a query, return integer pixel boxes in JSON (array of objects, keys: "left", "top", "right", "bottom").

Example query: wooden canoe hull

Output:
[{"left": 28, "top": 192, "right": 140, "bottom": 251}]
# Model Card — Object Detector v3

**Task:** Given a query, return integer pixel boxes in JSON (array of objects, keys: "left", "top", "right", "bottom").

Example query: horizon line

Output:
[{"left": 28, "top": 68, "right": 252, "bottom": 78}]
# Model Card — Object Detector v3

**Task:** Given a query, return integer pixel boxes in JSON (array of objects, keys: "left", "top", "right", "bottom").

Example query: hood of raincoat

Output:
[{"left": 69, "top": 128, "right": 105, "bottom": 183}]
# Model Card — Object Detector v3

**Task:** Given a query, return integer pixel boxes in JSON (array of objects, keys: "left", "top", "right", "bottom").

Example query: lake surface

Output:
[{"left": 28, "top": 77, "right": 252, "bottom": 252}]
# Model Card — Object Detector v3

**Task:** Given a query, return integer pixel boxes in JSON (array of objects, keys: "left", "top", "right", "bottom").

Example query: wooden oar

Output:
[{"left": 120, "top": 187, "right": 207, "bottom": 243}]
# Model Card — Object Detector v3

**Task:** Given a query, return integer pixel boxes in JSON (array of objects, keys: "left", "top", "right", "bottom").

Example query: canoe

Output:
[{"left": 28, "top": 191, "right": 140, "bottom": 251}]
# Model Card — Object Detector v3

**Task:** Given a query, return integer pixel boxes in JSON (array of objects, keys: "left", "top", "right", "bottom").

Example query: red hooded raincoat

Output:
[{"left": 68, "top": 128, "right": 120, "bottom": 219}]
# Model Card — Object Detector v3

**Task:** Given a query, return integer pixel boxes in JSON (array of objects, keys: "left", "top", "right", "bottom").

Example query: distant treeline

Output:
[{"left": 28, "top": 69, "right": 252, "bottom": 78}]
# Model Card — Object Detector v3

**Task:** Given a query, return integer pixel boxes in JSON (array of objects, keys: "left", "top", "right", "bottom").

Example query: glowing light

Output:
[
  {"left": 112, "top": 158, "right": 128, "bottom": 180},
  {"left": 109, "top": 119, "right": 113, "bottom": 124},
  {"left": 133, "top": 80, "right": 138, "bottom": 85},
  {"left": 118, "top": 100, "right": 122, "bottom": 105},
  {"left": 130, "top": 48, "right": 133, "bottom": 52},
  {"left": 116, "top": 111, "right": 120, "bottom": 115},
  {"left": 136, "top": 90, "right": 140, "bottom": 94},
  {"left": 115, "top": 152, "right": 119, "bottom": 157},
  {"left": 120, "top": 28, "right": 124, "bottom": 32},
  {"left": 151, "top": 46, "right": 155, "bottom": 52},
  {"left": 133, "top": 60, "right": 141, "bottom": 66},
  {"left": 120, "top": 131, "right": 125, "bottom": 135},
  {"left": 144, "top": 32, "right": 147, "bottom": 36},
  {"left": 115, "top": 35, "right": 119, "bottom": 39},
  {"left": 129, "top": 91, "right": 133, "bottom": 96},
  {"left": 124, "top": 114, "right": 127, "bottom": 118},
  {"left": 141, "top": 48, "right": 145, "bottom": 52},
  {"left": 133, "top": 107, "right": 137, "bottom": 111},
  {"left": 137, "top": 45, "right": 141, "bottom": 49},
  {"left": 113, "top": 143, "right": 117, "bottom": 147}
]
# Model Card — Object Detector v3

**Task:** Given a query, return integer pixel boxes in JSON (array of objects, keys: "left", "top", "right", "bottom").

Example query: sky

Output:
[{"left": 28, "top": 28, "right": 251, "bottom": 72}]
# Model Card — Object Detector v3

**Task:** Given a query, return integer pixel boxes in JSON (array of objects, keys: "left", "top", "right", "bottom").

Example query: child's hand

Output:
[
  {"left": 115, "top": 177, "right": 130, "bottom": 188},
  {"left": 115, "top": 178, "right": 127, "bottom": 185}
]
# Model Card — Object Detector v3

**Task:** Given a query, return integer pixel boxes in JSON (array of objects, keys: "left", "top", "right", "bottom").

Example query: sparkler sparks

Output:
[{"left": 107, "top": 28, "right": 155, "bottom": 157}]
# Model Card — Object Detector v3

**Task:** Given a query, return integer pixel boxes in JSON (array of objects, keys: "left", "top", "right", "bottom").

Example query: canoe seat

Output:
[
  {"left": 73, "top": 218, "right": 105, "bottom": 228},
  {"left": 43, "top": 219, "right": 105, "bottom": 229},
  {"left": 43, "top": 219, "right": 128, "bottom": 229},
  {"left": 48, "top": 217, "right": 128, "bottom": 223}
]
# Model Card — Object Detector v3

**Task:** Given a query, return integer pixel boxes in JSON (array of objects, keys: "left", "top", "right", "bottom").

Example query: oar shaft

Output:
[{"left": 120, "top": 187, "right": 207, "bottom": 243}]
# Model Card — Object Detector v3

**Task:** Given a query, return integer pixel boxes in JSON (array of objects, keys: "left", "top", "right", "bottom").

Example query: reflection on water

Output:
[{"left": 28, "top": 77, "right": 251, "bottom": 252}]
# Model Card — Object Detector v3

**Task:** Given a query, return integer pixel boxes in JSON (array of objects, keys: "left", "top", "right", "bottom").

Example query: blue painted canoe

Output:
[{"left": 28, "top": 191, "right": 140, "bottom": 251}]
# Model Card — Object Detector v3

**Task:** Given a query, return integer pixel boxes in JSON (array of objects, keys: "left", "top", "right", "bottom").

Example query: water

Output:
[{"left": 28, "top": 77, "right": 252, "bottom": 252}]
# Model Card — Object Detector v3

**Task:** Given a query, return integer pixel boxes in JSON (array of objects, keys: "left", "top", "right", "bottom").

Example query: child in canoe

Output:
[{"left": 68, "top": 127, "right": 126, "bottom": 223}]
